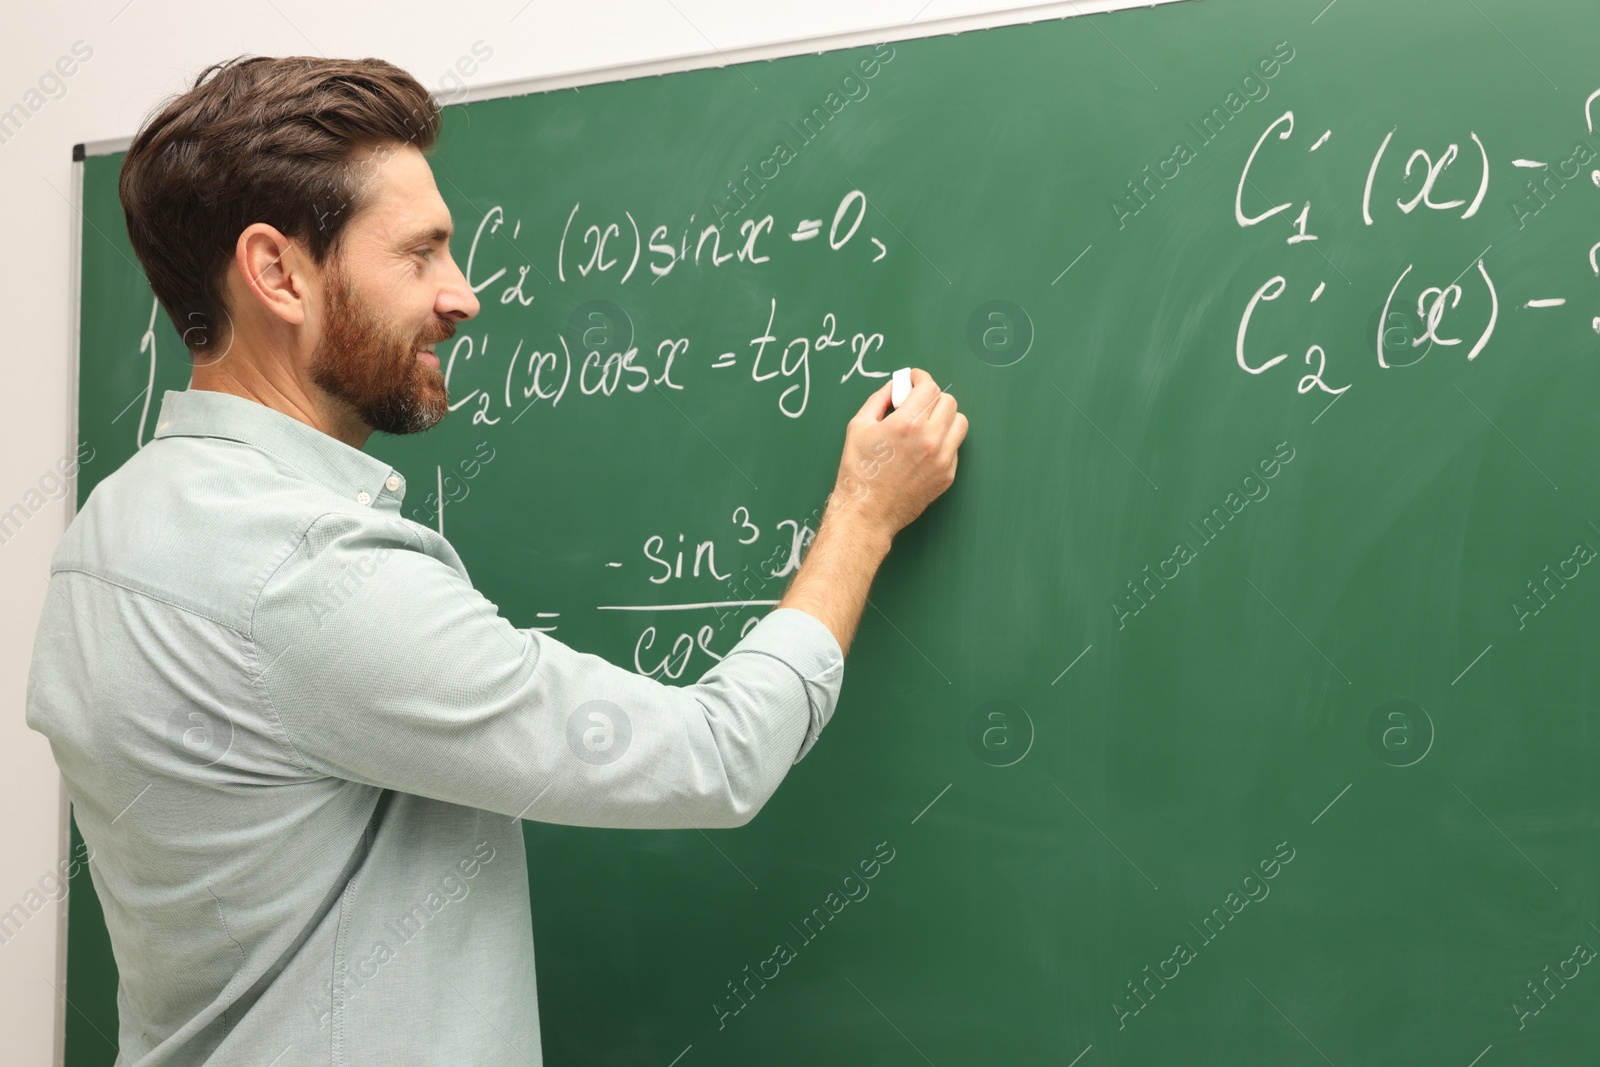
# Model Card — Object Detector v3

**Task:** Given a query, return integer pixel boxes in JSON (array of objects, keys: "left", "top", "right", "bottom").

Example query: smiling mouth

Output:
[{"left": 416, "top": 347, "right": 440, "bottom": 368}]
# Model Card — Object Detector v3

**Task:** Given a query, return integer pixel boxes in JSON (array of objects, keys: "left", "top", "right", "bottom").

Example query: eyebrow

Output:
[{"left": 400, "top": 224, "right": 453, "bottom": 247}]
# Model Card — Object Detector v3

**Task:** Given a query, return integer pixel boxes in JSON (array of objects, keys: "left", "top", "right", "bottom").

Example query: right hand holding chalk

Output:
[
  {"left": 891, "top": 367, "right": 913, "bottom": 409},
  {"left": 827, "top": 367, "right": 968, "bottom": 542}
]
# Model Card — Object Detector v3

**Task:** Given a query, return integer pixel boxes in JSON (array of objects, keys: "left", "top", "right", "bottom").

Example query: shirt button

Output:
[
  {"left": 385, "top": 475, "right": 401, "bottom": 491},
  {"left": 356, "top": 491, "right": 372, "bottom": 506}
]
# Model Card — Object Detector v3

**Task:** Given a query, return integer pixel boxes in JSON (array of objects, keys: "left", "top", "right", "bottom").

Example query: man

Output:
[{"left": 26, "top": 55, "right": 966, "bottom": 1065}]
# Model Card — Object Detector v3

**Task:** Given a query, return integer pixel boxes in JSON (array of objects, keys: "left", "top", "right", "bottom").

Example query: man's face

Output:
[{"left": 306, "top": 143, "right": 478, "bottom": 436}]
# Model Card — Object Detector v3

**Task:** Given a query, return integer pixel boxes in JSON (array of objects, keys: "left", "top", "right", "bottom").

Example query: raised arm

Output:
[{"left": 779, "top": 367, "right": 968, "bottom": 656}]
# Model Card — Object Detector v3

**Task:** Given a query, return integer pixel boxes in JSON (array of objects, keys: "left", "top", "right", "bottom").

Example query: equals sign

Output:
[
  {"left": 790, "top": 219, "right": 823, "bottom": 241},
  {"left": 711, "top": 352, "right": 737, "bottom": 369},
  {"left": 1524, "top": 298, "right": 1567, "bottom": 308},
  {"left": 534, "top": 611, "right": 560, "bottom": 633}
]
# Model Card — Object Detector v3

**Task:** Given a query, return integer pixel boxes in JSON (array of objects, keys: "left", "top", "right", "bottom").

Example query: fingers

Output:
[
  {"left": 876, "top": 370, "right": 963, "bottom": 449},
  {"left": 937, "top": 411, "right": 968, "bottom": 466},
  {"left": 855, "top": 379, "right": 895, "bottom": 423},
  {"left": 899, "top": 370, "right": 944, "bottom": 422},
  {"left": 926, "top": 390, "right": 958, "bottom": 435}
]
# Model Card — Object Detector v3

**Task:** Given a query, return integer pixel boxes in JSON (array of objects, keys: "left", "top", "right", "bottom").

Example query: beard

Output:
[{"left": 308, "top": 259, "right": 453, "bottom": 436}]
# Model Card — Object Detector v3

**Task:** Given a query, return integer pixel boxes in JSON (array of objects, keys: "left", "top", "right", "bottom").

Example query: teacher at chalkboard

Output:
[{"left": 26, "top": 56, "right": 967, "bottom": 1065}]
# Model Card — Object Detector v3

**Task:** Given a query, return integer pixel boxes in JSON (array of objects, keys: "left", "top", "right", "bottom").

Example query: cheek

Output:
[{"left": 379, "top": 310, "right": 425, "bottom": 361}]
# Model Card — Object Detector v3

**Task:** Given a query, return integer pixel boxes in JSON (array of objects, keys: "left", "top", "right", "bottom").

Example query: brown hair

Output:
[{"left": 119, "top": 55, "right": 440, "bottom": 355}]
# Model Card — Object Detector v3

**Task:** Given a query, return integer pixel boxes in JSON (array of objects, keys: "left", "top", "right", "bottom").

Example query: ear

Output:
[{"left": 234, "top": 223, "right": 308, "bottom": 328}]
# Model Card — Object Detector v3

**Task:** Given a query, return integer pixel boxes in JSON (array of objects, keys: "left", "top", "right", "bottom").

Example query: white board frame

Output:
[{"left": 76, "top": 0, "right": 1191, "bottom": 158}]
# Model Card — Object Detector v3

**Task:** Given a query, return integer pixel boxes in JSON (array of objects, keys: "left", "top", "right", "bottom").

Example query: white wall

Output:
[{"left": 0, "top": 1, "right": 1161, "bottom": 1062}]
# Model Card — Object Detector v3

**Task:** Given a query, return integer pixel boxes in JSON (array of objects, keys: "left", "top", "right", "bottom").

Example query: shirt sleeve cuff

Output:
[{"left": 727, "top": 607, "right": 846, "bottom": 763}]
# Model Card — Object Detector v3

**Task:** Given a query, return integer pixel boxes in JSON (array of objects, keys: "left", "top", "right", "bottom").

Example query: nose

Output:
[{"left": 438, "top": 251, "right": 481, "bottom": 322}]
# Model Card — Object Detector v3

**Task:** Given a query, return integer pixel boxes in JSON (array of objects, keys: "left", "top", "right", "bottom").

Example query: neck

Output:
[{"left": 189, "top": 349, "right": 371, "bottom": 449}]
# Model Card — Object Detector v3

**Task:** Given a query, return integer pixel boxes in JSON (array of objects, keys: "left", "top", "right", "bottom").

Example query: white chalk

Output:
[{"left": 891, "top": 367, "right": 912, "bottom": 409}]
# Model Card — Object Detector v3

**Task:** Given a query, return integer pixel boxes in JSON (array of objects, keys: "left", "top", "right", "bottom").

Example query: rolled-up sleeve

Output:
[{"left": 250, "top": 511, "right": 845, "bottom": 829}]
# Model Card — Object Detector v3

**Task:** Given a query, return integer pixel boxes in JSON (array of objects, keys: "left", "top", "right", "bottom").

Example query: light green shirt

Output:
[{"left": 26, "top": 388, "right": 845, "bottom": 1066}]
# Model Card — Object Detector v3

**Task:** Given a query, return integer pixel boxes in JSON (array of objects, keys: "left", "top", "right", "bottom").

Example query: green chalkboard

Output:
[{"left": 68, "top": 1, "right": 1600, "bottom": 1062}]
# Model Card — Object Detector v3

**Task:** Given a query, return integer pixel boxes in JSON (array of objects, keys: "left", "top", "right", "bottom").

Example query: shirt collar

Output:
[{"left": 150, "top": 389, "right": 407, "bottom": 512}]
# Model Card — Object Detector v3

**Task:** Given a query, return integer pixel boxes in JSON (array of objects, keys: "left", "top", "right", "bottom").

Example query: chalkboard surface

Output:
[{"left": 67, "top": 0, "right": 1600, "bottom": 1062}]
